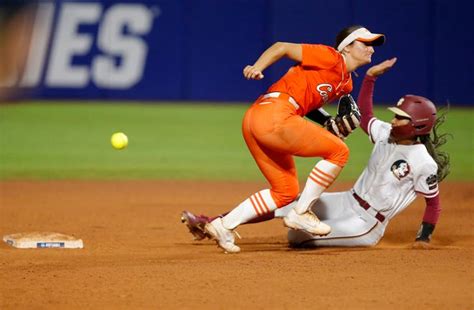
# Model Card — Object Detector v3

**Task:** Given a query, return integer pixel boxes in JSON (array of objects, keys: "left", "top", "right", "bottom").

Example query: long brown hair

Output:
[{"left": 418, "top": 108, "right": 451, "bottom": 182}]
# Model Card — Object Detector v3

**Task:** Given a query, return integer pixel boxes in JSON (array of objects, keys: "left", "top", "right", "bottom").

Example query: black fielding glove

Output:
[
  {"left": 415, "top": 222, "right": 436, "bottom": 242},
  {"left": 324, "top": 117, "right": 344, "bottom": 139},
  {"left": 306, "top": 95, "right": 361, "bottom": 139},
  {"left": 334, "top": 94, "right": 361, "bottom": 137}
]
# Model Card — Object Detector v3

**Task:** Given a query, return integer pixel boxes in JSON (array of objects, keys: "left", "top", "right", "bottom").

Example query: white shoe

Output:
[
  {"left": 283, "top": 209, "right": 331, "bottom": 235},
  {"left": 205, "top": 218, "right": 241, "bottom": 253}
]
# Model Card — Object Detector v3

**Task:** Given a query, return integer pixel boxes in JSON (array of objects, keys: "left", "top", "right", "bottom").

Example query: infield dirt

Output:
[{"left": 1, "top": 180, "right": 473, "bottom": 309}]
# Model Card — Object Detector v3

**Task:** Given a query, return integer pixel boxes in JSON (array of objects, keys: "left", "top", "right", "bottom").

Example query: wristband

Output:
[
  {"left": 306, "top": 108, "right": 331, "bottom": 125},
  {"left": 415, "top": 222, "right": 435, "bottom": 242}
]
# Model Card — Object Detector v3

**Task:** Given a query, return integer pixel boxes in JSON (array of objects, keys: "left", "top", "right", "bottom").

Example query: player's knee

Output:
[
  {"left": 327, "top": 142, "right": 349, "bottom": 167},
  {"left": 271, "top": 185, "right": 299, "bottom": 208}
]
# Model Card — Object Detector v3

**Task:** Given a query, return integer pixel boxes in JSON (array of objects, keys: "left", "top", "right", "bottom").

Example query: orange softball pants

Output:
[{"left": 242, "top": 95, "right": 349, "bottom": 208}]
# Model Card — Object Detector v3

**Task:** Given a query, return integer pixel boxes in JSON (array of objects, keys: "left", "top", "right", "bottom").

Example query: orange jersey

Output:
[{"left": 267, "top": 44, "right": 352, "bottom": 115}]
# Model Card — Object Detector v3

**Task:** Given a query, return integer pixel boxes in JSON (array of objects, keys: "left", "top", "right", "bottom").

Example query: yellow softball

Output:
[{"left": 111, "top": 132, "right": 128, "bottom": 150}]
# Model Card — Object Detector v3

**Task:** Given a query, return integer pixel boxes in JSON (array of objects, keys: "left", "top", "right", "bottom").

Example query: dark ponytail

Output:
[{"left": 418, "top": 108, "right": 451, "bottom": 182}]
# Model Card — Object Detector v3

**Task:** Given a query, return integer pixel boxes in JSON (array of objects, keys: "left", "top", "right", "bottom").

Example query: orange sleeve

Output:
[{"left": 301, "top": 44, "right": 340, "bottom": 69}]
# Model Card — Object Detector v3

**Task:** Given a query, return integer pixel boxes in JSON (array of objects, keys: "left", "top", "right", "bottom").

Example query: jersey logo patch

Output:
[
  {"left": 316, "top": 83, "right": 333, "bottom": 102},
  {"left": 391, "top": 160, "right": 410, "bottom": 180},
  {"left": 426, "top": 174, "right": 438, "bottom": 190}
]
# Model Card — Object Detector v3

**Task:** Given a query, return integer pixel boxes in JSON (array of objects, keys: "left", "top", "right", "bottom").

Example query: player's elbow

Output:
[
  {"left": 272, "top": 41, "right": 287, "bottom": 49},
  {"left": 272, "top": 42, "right": 289, "bottom": 57},
  {"left": 272, "top": 42, "right": 302, "bottom": 62}
]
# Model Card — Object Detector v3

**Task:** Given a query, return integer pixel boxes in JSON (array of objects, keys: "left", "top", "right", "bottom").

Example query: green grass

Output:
[{"left": 0, "top": 102, "right": 472, "bottom": 181}]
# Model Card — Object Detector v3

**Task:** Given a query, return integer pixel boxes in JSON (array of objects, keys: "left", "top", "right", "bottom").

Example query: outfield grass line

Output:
[{"left": 0, "top": 102, "right": 472, "bottom": 181}]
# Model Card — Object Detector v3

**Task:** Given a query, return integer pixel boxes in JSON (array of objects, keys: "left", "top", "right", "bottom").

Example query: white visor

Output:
[
  {"left": 337, "top": 27, "right": 385, "bottom": 52},
  {"left": 388, "top": 107, "right": 411, "bottom": 118}
]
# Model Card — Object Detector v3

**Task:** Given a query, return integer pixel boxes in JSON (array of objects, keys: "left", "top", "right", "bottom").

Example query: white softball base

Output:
[{"left": 3, "top": 232, "right": 83, "bottom": 249}]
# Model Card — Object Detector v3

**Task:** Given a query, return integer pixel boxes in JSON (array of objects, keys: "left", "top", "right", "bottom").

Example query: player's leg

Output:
[
  {"left": 204, "top": 150, "right": 294, "bottom": 252},
  {"left": 246, "top": 101, "right": 341, "bottom": 235},
  {"left": 278, "top": 116, "right": 349, "bottom": 234},
  {"left": 287, "top": 191, "right": 384, "bottom": 247},
  {"left": 183, "top": 190, "right": 377, "bottom": 246},
  {"left": 204, "top": 103, "right": 300, "bottom": 253},
  {"left": 274, "top": 192, "right": 343, "bottom": 220},
  {"left": 181, "top": 208, "right": 277, "bottom": 241},
  {"left": 293, "top": 120, "right": 349, "bottom": 212},
  {"left": 203, "top": 100, "right": 347, "bottom": 251}
]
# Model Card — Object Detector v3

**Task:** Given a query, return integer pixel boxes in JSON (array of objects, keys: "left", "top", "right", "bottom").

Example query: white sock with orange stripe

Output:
[
  {"left": 294, "top": 160, "right": 342, "bottom": 215},
  {"left": 221, "top": 189, "right": 277, "bottom": 230}
]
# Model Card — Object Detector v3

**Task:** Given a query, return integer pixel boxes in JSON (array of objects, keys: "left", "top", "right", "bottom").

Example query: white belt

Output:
[{"left": 262, "top": 92, "right": 300, "bottom": 110}]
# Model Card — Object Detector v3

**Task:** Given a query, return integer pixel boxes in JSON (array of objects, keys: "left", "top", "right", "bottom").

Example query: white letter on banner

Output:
[
  {"left": 46, "top": 3, "right": 101, "bottom": 87},
  {"left": 93, "top": 4, "right": 154, "bottom": 89},
  {"left": 20, "top": 1, "right": 55, "bottom": 87}
]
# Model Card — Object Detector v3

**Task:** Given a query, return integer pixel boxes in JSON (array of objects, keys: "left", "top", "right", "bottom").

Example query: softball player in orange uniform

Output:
[{"left": 205, "top": 25, "right": 385, "bottom": 253}]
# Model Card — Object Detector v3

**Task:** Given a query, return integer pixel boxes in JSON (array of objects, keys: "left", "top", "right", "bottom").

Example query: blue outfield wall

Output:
[{"left": 2, "top": 0, "right": 473, "bottom": 105}]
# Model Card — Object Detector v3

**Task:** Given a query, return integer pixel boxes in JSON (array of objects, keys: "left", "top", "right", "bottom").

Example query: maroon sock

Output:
[
  {"left": 246, "top": 211, "right": 275, "bottom": 224},
  {"left": 209, "top": 211, "right": 275, "bottom": 224},
  {"left": 209, "top": 212, "right": 229, "bottom": 222}
]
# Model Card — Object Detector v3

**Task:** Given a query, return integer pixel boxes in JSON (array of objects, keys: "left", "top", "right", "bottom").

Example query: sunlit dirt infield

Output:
[{"left": 1, "top": 180, "right": 472, "bottom": 309}]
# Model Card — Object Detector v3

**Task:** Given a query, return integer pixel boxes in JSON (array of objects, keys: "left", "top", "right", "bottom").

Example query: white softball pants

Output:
[{"left": 275, "top": 191, "right": 387, "bottom": 247}]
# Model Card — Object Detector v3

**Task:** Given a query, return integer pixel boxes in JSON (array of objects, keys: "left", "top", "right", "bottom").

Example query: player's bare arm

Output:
[
  {"left": 366, "top": 57, "right": 397, "bottom": 77},
  {"left": 243, "top": 42, "right": 302, "bottom": 80}
]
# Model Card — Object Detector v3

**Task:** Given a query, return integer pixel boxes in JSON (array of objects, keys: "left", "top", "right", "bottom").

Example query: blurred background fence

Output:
[{"left": 1, "top": 0, "right": 473, "bottom": 105}]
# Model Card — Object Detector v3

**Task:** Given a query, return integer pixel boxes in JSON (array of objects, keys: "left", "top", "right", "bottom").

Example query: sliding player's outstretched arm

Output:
[{"left": 357, "top": 58, "right": 397, "bottom": 135}]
